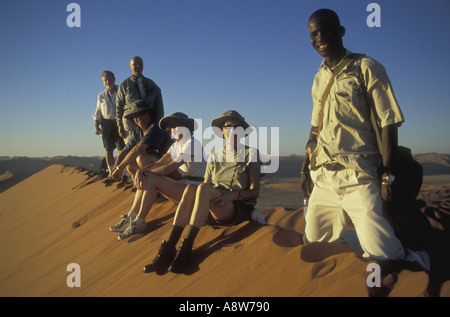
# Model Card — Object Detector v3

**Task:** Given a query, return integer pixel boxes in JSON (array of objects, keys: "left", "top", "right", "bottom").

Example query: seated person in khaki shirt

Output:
[{"left": 143, "top": 110, "right": 262, "bottom": 275}]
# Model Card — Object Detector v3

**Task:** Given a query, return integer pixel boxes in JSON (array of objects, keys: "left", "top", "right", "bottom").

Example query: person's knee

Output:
[
  {"left": 136, "top": 154, "right": 147, "bottom": 168},
  {"left": 364, "top": 239, "right": 406, "bottom": 261},
  {"left": 143, "top": 173, "right": 161, "bottom": 190},
  {"left": 125, "top": 165, "right": 133, "bottom": 175},
  {"left": 136, "top": 153, "right": 158, "bottom": 169},
  {"left": 183, "top": 184, "right": 199, "bottom": 198},
  {"left": 197, "top": 183, "right": 215, "bottom": 197},
  {"left": 196, "top": 183, "right": 207, "bottom": 191}
]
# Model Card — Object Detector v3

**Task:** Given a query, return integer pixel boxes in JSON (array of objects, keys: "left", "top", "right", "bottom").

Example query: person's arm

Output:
[
  {"left": 212, "top": 175, "right": 261, "bottom": 206},
  {"left": 94, "top": 120, "right": 102, "bottom": 135},
  {"left": 213, "top": 149, "right": 261, "bottom": 206},
  {"left": 145, "top": 153, "right": 192, "bottom": 176},
  {"left": 94, "top": 94, "right": 103, "bottom": 135},
  {"left": 235, "top": 175, "right": 261, "bottom": 201},
  {"left": 111, "top": 143, "right": 149, "bottom": 181},
  {"left": 300, "top": 125, "right": 317, "bottom": 198},
  {"left": 361, "top": 57, "right": 403, "bottom": 202},
  {"left": 115, "top": 84, "right": 127, "bottom": 139},
  {"left": 108, "top": 149, "right": 129, "bottom": 180},
  {"left": 380, "top": 123, "right": 399, "bottom": 202},
  {"left": 134, "top": 152, "right": 189, "bottom": 190}
]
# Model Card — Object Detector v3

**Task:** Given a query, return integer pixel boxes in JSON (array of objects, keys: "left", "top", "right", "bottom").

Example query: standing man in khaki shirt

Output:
[{"left": 300, "top": 9, "right": 430, "bottom": 274}]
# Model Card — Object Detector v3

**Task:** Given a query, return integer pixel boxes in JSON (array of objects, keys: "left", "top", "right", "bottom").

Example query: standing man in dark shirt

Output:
[{"left": 116, "top": 56, "right": 165, "bottom": 144}]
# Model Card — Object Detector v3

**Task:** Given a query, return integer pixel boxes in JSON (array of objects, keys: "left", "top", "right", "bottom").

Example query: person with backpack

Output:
[{"left": 300, "top": 9, "right": 430, "bottom": 275}]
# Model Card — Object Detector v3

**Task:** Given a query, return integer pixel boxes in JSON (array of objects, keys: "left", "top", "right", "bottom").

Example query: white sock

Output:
[
  {"left": 134, "top": 217, "right": 145, "bottom": 226},
  {"left": 127, "top": 212, "right": 137, "bottom": 219}
]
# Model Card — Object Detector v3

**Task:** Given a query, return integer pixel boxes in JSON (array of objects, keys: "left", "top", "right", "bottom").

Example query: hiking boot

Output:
[
  {"left": 168, "top": 239, "right": 193, "bottom": 274},
  {"left": 122, "top": 175, "right": 132, "bottom": 183},
  {"left": 97, "top": 170, "right": 109, "bottom": 180},
  {"left": 103, "top": 178, "right": 116, "bottom": 186},
  {"left": 109, "top": 215, "right": 132, "bottom": 232},
  {"left": 118, "top": 219, "right": 146, "bottom": 240},
  {"left": 142, "top": 240, "right": 176, "bottom": 274}
]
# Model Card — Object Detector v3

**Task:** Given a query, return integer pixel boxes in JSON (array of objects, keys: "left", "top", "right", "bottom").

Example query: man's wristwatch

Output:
[{"left": 381, "top": 174, "right": 395, "bottom": 183}]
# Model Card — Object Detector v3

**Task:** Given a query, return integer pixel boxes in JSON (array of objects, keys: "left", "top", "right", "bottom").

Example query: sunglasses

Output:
[{"left": 222, "top": 124, "right": 240, "bottom": 129}]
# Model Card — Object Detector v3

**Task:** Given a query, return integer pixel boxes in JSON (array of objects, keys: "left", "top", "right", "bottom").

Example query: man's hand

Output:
[
  {"left": 211, "top": 191, "right": 235, "bottom": 207},
  {"left": 381, "top": 172, "right": 394, "bottom": 203},
  {"left": 110, "top": 167, "right": 123, "bottom": 181},
  {"left": 94, "top": 126, "right": 102, "bottom": 135},
  {"left": 300, "top": 171, "right": 313, "bottom": 199},
  {"left": 381, "top": 182, "right": 393, "bottom": 203},
  {"left": 300, "top": 153, "right": 313, "bottom": 199},
  {"left": 134, "top": 169, "right": 149, "bottom": 190}
]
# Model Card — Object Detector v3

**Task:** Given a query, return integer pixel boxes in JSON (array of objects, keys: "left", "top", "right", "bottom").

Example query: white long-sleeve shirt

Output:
[{"left": 93, "top": 86, "right": 118, "bottom": 121}]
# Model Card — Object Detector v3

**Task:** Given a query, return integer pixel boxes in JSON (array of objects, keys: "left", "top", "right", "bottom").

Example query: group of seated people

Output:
[{"left": 108, "top": 104, "right": 263, "bottom": 274}]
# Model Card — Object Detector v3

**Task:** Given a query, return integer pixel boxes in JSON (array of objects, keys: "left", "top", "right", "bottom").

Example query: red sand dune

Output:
[{"left": 0, "top": 164, "right": 448, "bottom": 297}]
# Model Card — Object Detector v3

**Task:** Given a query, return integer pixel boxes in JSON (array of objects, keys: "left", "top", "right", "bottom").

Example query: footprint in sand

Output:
[{"left": 311, "top": 258, "right": 337, "bottom": 278}]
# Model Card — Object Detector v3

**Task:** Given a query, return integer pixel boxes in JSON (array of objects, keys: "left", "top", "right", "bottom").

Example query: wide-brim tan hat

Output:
[
  {"left": 124, "top": 100, "right": 151, "bottom": 121},
  {"left": 211, "top": 110, "right": 254, "bottom": 138},
  {"left": 159, "top": 112, "right": 197, "bottom": 131}
]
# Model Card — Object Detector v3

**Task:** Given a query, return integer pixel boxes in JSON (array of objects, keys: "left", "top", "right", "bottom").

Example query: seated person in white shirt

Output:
[{"left": 109, "top": 112, "right": 206, "bottom": 241}]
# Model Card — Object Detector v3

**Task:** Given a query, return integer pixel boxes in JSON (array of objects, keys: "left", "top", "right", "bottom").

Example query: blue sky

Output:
[{"left": 1, "top": 0, "right": 449, "bottom": 157}]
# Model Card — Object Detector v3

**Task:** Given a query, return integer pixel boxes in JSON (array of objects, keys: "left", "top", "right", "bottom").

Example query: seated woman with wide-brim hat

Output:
[
  {"left": 143, "top": 109, "right": 263, "bottom": 274},
  {"left": 109, "top": 112, "right": 207, "bottom": 241}
]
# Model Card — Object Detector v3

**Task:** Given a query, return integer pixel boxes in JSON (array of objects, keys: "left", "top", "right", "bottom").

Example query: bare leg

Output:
[
  {"left": 173, "top": 184, "right": 199, "bottom": 228},
  {"left": 124, "top": 153, "right": 160, "bottom": 177},
  {"left": 129, "top": 189, "right": 144, "bottom": 214},
  {"left": 189, "top": 183, "right": 234, "bottom": 228},
  {"left": 136, "top": 174, "right": 188, "bottom": 221},
  {"left": 167, "top": 184, "right": 235, "bottom": 273},
  {"left": 125, "top": 153, "right": 160, "bottom": 209},
  {"left": 142, "top": 183, "right": 198, "bottom": 274},
  {"left": 105, "top": 150, "right": 115, "bottom": 172}
]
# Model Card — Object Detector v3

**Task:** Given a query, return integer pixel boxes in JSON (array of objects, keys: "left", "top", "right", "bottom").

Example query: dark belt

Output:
[
  {"left": 181, "top": 176, "right": 204, "bottom": 182},
  {"left": 323, "top": 162, "right": 345, "bottom": 171}
]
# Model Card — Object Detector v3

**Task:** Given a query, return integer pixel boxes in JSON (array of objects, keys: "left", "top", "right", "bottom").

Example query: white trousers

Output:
[{"left": 305, "top": 166, "right": 430, "bottom": 270}]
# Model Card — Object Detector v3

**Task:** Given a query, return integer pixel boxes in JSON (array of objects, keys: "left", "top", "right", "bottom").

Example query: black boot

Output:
[
  {"left": 142, "top": 240, "right": 176, "bottom": 274},
  {"left": 168, "top": 239, "right": 193, "bottom": 274}
]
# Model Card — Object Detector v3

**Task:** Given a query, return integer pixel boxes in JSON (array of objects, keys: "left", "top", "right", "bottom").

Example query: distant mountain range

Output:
[{"left": 1, "top": 153, "right": 449, "bottom": 193}]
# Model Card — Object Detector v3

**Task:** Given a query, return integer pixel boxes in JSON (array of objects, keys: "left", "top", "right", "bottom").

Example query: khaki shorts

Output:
[{"left": 206, "top": 200, "right": 253, "bottom": 226}]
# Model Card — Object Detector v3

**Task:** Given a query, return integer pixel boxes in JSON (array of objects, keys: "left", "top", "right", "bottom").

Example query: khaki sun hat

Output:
[
  {"left": 211, "top": 110, "right": 254, "bottom": 138},
  {"left": 159, "top": 112, "right": 197, "bottom": 131},
  {"left": 123, "top": 100, "right": 151, "bottom": 121}
]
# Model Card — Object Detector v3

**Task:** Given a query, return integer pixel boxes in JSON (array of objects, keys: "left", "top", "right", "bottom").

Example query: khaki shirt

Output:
[
  {"left": 205, "top": 146, "right": 261, "bottom": 193},
  {"left": 310, "top": 52, "right": 404, "bottom": 176}
]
